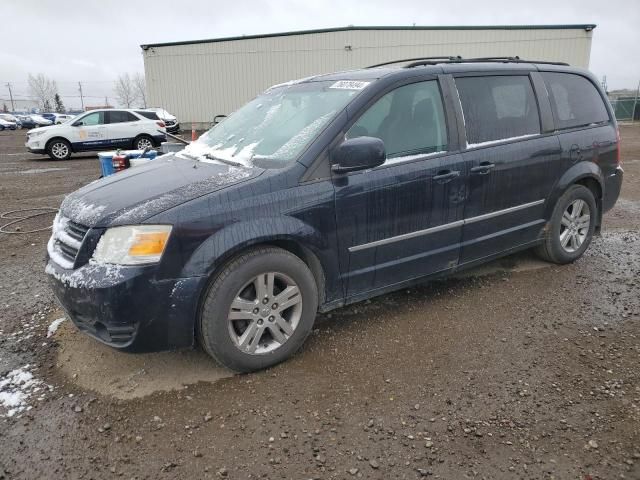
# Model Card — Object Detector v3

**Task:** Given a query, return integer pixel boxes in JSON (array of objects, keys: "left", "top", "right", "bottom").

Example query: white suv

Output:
[{"left": 25, "top": 109, "right": 167, "bottom": 160}]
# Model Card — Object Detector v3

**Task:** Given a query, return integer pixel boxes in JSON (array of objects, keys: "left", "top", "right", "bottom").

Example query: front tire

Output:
[
  {"left": 535, "top": 184, "right": 597, "bottom": 264},
  {"left": 46, "top": 139, "right": 71, "bottom": 160},
  {"left": 199, "top": 247, "right": 318, "bottom": 372}
]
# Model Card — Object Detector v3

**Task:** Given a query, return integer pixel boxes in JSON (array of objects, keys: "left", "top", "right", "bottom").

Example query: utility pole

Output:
[
  {"left": 78, "top": 81, "right": 85, "bottom": 111},
  {"left": 5, "top": 83, "right": 15, "bottom": 111},
  {"left": 632, "top": 80, "right": 640, "bottom": 124}
]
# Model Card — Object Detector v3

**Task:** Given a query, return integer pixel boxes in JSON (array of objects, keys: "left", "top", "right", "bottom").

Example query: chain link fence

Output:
[{"left": 608, "top": 82, "right": 640, "bottom": 122}]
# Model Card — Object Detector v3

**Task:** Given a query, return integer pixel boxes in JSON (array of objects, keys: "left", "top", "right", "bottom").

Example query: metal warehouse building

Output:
[{"left": 141, "top": 24, "right": 596, "bottom": 127}]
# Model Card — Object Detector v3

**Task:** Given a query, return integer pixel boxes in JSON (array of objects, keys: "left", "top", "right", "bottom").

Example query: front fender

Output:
[{"left": 179, "top": 217, "right": 329, "bottom": 278}]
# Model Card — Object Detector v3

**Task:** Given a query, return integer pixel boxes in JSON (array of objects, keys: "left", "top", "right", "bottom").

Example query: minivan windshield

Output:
[{"left": 181, "top": 79, "right": 369, "bottom": 168}]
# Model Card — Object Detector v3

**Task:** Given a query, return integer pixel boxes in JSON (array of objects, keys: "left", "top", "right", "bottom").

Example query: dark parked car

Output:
[
  {"left": 46, "top": 57, "right": 623, "bottom": 372},
  {"left": 40, "top": 113, "right": 57, "bottom": 124}
]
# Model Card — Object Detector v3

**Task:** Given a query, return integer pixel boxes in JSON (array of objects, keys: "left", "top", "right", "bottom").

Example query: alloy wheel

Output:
[
  {"left": 136, "top": 138, "right": 152, "bottom": 150},
  {"left": 559, "top": 199, "right": 590, "bottom": 253},
  {"left": 227, "top": 272, "right": 303, "bottom": 354},
  {"left": 51, "top": 142, "right": 69, "bottom": 159}
]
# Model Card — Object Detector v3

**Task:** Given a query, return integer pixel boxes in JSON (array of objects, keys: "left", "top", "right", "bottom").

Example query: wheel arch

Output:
[
  {"left": 132, "top": 133, "right": 154, "bottom": 148},
  {"left": 547, "top": 163, "right": 604, "bottom": 232},
  {"left": 45, "top": 136, "right": 74, "bottom": 153}
]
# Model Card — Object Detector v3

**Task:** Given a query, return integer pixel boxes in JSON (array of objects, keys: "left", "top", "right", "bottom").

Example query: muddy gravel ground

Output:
[{"left": 0, "top": 126, "right": 639, "bottom": 480}]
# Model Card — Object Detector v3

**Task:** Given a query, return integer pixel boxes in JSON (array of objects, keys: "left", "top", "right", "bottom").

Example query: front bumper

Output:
[
  {"left": 165, "top": 123, "right": 180, "bottom": 133},
  {"left": 25, "top": 137, "right": 46, "bottom": 154},
  {"left": 46, "top": 259, "right": 207, "bottom": 352}
]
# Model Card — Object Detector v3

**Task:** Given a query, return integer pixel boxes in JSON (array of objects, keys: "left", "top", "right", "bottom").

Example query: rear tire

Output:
[
  {"left": 46, "top": 138, "right": 71, "bottom": 160},
  {"left": 535, "top": 185, "right": 596, "bottom": 264},
  {"left": 133, "top": 135, "right": 154, "bottom": 150},
  {"left": 199, "top": 247, "right": 318, "bottom": 372}
]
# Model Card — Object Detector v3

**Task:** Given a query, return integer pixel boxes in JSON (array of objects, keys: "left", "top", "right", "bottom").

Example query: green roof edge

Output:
[{"left": 140, "top": 24, "right": 597, "bottom": 49}]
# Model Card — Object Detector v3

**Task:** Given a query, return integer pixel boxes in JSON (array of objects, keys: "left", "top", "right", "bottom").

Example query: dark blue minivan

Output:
[{"left": 46, "top": 58, "right": 623, "bottom": 372}]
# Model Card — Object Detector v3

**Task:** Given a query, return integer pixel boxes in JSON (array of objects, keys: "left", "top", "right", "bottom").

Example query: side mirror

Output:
[
  {"left": 213, "top": 114, "right": 227, "bottom": 125},
  {"left": 331, "top": 136, "right": 386, "bottom": 174},
  {"left": 72, "top": 121, "right": 84, "bottom": 127}
]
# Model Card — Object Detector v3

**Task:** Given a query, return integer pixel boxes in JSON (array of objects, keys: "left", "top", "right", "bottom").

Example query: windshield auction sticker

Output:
[{"left": 329, "top": 80, "right": 371, "bottom": 90}]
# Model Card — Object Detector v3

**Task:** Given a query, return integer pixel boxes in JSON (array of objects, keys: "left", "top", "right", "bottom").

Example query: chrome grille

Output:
[{"left": 47, "top": 215, "right": 89, "bottom": 269}]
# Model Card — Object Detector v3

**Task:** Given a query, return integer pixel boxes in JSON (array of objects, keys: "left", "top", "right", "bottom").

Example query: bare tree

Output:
[
  {"left": 114, "top": 73, "right": 137, "bottom": 108},
  {"left": 133, "top": 73, "right": 147, "bottom": 108},
  {"left": 28, "top": 73, "right": 58, "bottom": 111}
]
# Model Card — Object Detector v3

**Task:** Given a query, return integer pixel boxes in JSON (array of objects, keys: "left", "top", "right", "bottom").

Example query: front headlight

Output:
[
  {"left": 29, "top": 131, "right": 44, "bottom": 138},
  {"left": 93, "top": 225, "right": 172, "bottom": 265}
]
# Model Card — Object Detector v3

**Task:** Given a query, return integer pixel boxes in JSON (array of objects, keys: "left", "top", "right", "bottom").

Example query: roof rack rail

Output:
[
  {"left": 367, "top": 56, "right": 569, "bottom": 69},
  {"left": 367, "top": 56, "right": 462, "bottom": 68},
  {"left": 445, "top": 56, "right": 570, "bottom": 66}
]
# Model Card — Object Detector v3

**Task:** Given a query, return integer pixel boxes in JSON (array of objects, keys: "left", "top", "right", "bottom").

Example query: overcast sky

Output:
[{"left": 2, "top": 0, "right": 639, "bottom": 109}]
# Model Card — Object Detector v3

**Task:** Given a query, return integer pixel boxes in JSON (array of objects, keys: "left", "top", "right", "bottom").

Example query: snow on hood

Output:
[{"left": 59, "top": 155, "right": 262, "bottom": 227}]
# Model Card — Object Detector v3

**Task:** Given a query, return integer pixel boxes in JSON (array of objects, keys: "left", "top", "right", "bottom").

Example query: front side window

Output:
[
  {"left": 184, "top": 80, "right": 366, "bottom": 168},
  {"left": 77, "top": 112, "right": 104, "bottom": 126},
  {"left": 541, "top": 72, "right": 609, "bottom": 129},
  {"left": 347, "top": 80, "right": 448, "bottom": 160},
  {"left": 456, "top": 75, "right": 540, "bottom": 146}
]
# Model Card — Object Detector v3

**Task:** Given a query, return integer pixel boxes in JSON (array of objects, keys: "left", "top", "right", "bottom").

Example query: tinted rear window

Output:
[
  {"left": 456, "top": 75, "right": 541, "bottom": 145},
  {"left": 541, "top": 72, "right": 609, "bottom": 129},
  {"left": 135, "top": 110, "right": 159, "bottom": 120},
  {"left": 108, "top": 111, "right": 138, "bottom": 123}
]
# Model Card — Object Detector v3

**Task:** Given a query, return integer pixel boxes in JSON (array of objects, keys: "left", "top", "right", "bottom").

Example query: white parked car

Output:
[
  {"left": 30, "top": 114, "right": 53, "bottom": 127},
  {"left": 144, "top": 107, "right": 179, "bottom": 133},
  {"left": 54, "top": 114, "right": 75, "bottom": 124},
  {"left": 25, "top": 109, "right": 167, "bottom": 160},
  {"left": 0, "top": 118, "right": 18, "bottom": 130}
]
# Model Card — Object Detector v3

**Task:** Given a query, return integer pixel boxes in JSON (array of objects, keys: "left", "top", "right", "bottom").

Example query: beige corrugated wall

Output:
[{"left": 142, "top": 27, "right": 593, "bottom": 127}]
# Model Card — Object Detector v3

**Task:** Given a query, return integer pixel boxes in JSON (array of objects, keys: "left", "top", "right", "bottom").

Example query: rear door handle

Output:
[
  {"left": 433, "top": 170, "right": 460, "bottom": 182},
  {"left": 470, "top": 162, "right": 495, "bottom": 174}
]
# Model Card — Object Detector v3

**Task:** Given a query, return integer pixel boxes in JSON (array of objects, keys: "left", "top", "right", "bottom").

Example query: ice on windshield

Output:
[{"left": 180, "top": 80, "right": 365, "bottom": 167}]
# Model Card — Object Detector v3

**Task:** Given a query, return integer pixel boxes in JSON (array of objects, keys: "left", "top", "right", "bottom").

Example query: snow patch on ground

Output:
[
  {"left": 47, "top": 317, "right": 66, "bottom": 338},
  {"left": 0, "top": 365, "right": 51, "bottom": 417}
]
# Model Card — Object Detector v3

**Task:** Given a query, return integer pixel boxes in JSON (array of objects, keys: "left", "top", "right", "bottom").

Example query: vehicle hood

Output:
[
  {"left": 59, "top": 155, "right": 264, "bottom": 227},
  {"left": 28, "top": 124, "right": 62, "bottom": 134}
]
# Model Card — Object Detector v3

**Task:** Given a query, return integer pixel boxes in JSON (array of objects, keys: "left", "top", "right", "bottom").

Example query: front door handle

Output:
[{"left": 433, "top": 170, "right": 460, "bottom": 182}]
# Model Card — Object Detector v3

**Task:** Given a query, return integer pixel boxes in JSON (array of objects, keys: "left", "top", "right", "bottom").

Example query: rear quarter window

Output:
[
  {"left": 455, "top": 75, "right": 541, "bottom": 146},
  {"left": 135, "top": 111, "right": 159, "bottom": 120},
  {"left": 541, "top": 72, "right": 610, "bottom": 130}
]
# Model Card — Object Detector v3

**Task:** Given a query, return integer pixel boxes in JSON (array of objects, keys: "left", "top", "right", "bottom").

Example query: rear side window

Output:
[
  {"left": 107, "top": 111, "right": 138, "bottom": 123},
  {"left": 135, "top": 110, "right": 159, "bottom": 120},
  {"left": 541, "top": 73, "right": 609, "bottom": 129},
  {"left": 456, "top": 75, "right": 540, "bottom": 146},
  {"left": 347, "top": 80, "right": 448, "bottom": 160}
]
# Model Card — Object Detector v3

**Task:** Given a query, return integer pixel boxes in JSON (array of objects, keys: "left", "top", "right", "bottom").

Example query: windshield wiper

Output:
[{"left": 203, "top": 153, "right": 244, "bottom": 167}]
